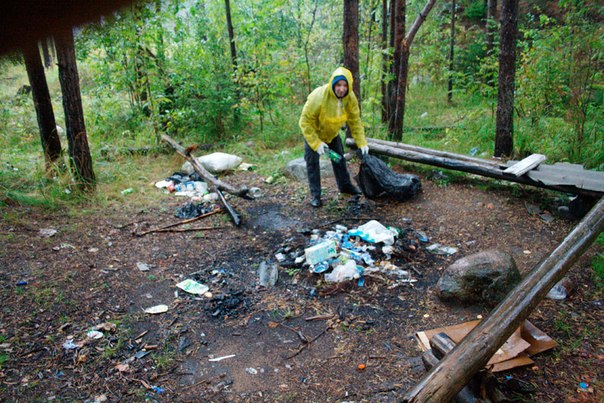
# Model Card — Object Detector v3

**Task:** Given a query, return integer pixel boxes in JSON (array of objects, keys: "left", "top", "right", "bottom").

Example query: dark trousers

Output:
[{"left": 304, "top": 136, "right": 355, "bottom": 198}]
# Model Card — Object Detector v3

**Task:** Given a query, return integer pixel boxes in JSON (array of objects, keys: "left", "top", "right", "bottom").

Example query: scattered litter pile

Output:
[
  {"left": 272, "top": 220, "right": 459, "bottom": 289},
  {"left": 155, "top": 171, "right": 212, "bottom": 201}
]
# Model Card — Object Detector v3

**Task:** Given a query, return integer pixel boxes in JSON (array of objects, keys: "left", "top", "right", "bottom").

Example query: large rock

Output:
[
  {"left": 436, "top": 250, "right": 521, "bottom": 307},
  {"left": 284, "top": 157, "right": 334, "bottom": 181}
]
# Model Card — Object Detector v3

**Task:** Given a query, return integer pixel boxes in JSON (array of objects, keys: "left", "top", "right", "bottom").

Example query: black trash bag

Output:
[
  {"left": 355, "top": 154, "right": 421, "bottom": 201},
  {"left": 174, "top": 201, "right": 212, "bottom": 219}
]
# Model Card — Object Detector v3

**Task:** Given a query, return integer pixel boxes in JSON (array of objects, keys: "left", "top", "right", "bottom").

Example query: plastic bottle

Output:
[{"left": 326, "top": 149, "right": 342, "bottom": 163}]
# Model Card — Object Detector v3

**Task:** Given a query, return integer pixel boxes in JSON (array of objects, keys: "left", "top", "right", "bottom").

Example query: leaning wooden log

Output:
[
  {"left": 161, "top": 134, "right": 252, "bottom": 199},
  {"left": 364, "top": 138, "right": 501, "bottom": 169},
  {"left": 346, "top": 138, "right": 602, "bottom": 198},
  {"left": 402, "top": 196, "right": 604, "bottom": 402}
]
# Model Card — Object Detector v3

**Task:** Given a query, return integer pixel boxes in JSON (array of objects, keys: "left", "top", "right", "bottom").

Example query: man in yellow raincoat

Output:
[{"left": 299, "top": 67, "right": 369, "bottom": 207}]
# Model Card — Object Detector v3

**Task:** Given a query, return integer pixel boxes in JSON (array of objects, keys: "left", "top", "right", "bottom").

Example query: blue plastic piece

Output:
[
  {"left": 416, "top": 231, "right": 429, "bottom": 243},
  {"left": 312, "top": 263, "right": 329, "bottom": 273}
]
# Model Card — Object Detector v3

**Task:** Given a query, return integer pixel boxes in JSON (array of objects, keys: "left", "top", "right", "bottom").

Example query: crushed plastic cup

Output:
[
  {"left": 62, "top": 339, "right": 78, "bottom": 350},
  {"left": 248, "top": 187, "right": 262, "bottom": 198},
  {"left": 87, "top": 330, "right": 104, "bottom": 339},
  {"left": 137, "top": 262, "right": 150, "bottom": 272},
  {"left": 258, "top": 261, "right": 278, "bottom": 287},
  {"left": 546, "top": 277, "right": 573, "bottom": 300},
  {"left": 176, "top": 279, "right": 210, "bottom": 295}
]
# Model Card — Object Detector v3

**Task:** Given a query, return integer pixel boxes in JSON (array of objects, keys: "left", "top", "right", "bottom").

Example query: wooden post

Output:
[{"left": 402, "top": 196, "right": 604, "bottom": 402}]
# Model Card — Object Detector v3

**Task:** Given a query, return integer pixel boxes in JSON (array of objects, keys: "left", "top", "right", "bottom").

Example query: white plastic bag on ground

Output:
[
  {"left": 324, "top": 260, "right": 360, "bottom": 283},
  {"left": 348, "top": 220, "right": 398, "bottom": 245},
  {"left": 181, "top": 152, "right": 243, "bottom": 174}
]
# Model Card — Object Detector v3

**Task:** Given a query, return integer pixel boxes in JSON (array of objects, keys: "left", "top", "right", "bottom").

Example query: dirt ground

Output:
[{"left": 0, "top": 159, "right": 602, "bottom": 402}]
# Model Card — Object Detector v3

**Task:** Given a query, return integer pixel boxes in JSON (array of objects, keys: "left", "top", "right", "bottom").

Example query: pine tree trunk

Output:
[
  {"left": 390, "top": 47, "right": 409, "bottom": 141},
  {"left": 55, "top": 29, "right": 96, "bottom": 190},
  {"left": 388, "top": 0, "right": 437, "bottom": 141},
  {"left": 41, "top": 40, "right": 52, "bottom": 69},
  {"left": 380, "top": 0, "right": 389, "bottom": 123},
  {"left": 388, "top": 0, "right": 405, "bottom": 137},
  {"left": 224, "top": 0, "right": 237, "bottom": 70},
  {"left": 447, "top": 0, "right": 456, "bottom": 104},
  {"left": 486, "top": 0, "right": 497, "bottom": 55},
  {"left": 494, "top": 0, "right": 518, "bottom": 158},
  {"left": 344, "top": 0, "right": 360, "bottom": 140},
  {"left": 343, "top": 0, "right": 360, "bottom": 100},
  {"left": 485, "top": 0, "right": 497, "bottom": 87},
  {"left": 23, "top": 42, "right": 62, "bottom": 172},
  {"left": 224, "top": 0, "right": 240, "bottom": 125}
]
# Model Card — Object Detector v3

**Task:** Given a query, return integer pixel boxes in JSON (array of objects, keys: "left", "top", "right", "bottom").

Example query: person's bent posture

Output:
[{"left": 299, "top": 67, "right": 369, "bottom": 207}]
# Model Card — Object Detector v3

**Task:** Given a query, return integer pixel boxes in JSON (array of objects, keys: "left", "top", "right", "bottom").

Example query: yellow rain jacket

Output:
[{"left": 299, "top": 67, "right": 368, "bottom": 152}]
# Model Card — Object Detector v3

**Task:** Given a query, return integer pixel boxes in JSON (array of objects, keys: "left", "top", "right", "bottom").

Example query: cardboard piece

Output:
[{"left": 416, "top": 319, "right": 557, "bottom": 372}]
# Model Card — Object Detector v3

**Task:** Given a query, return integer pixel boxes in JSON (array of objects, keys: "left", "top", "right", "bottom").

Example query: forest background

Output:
[{"left": 0, "top": 0, "right": 602, "bottom": 206}]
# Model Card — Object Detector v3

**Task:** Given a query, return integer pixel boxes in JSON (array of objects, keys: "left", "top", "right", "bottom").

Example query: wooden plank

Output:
[
  {"left": 526, "top": 168, "right": 604, "bottom": 192},
  {"left": 501, "top": 161, "right": 604, "bottom": 192},
  {"left": 402, "top": 197, "right": 604, "bottom": 402},
  {"left": 503, "top": 154, "right": 546, "bottom": 176}
]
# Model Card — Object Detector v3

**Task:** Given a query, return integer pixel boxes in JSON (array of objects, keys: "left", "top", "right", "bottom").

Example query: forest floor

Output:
[{"left": 0, "top": 157, "right": 602, "bottom": 402}]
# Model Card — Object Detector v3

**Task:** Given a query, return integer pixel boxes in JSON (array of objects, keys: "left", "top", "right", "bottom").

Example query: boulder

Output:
[
  {"left": 284, "top": 157, "right": 334, "bottom": 181},
  {"left": 436, "top": 250, "right": 521, "bottom": 307}
]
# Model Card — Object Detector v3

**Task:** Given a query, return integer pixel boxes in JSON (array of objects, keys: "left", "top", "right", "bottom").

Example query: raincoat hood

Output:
[{"left": 328, "top": 67, "right": 354, "bottom": 98}]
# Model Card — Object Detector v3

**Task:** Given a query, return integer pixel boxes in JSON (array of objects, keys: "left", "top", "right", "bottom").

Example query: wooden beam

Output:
[
  {"left": 503, "top": 154, "right": 546, "bottom": 176},
  {"left": 346, "top": 138, "right": 602, "bottom": 197},
  {"left": 364, "top": 138, "right": 501, "bottom": 169},
  {"left": 402, "top": 196, "right": 604, "bottom": 402}
]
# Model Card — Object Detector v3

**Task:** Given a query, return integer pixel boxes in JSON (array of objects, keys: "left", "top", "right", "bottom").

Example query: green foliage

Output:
[
  {"left": 462, "top": 0, "right": 486, "bottom": 22},
  {"left": 516, "top": 3, "right": 603, "bottom": 165}
]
